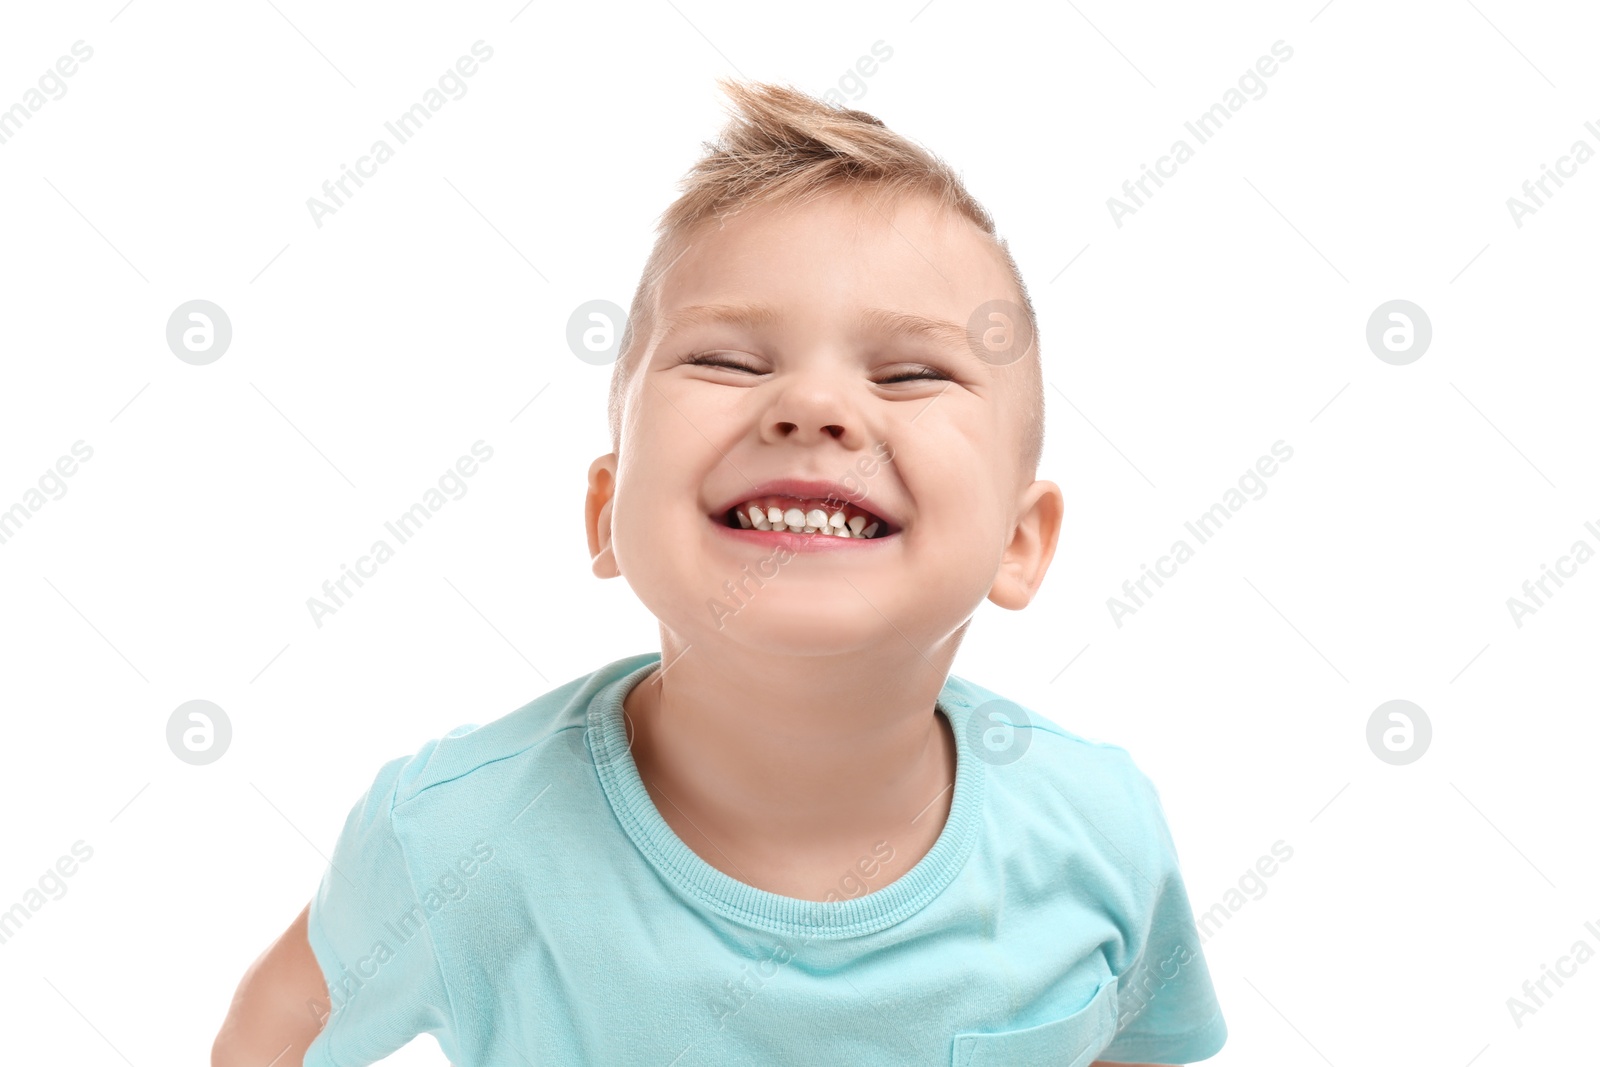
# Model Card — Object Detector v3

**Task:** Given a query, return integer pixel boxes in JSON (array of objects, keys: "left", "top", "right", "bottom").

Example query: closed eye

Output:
[
  {"left": 677, "top": 352, "right": 954, "bottom": 385},
  {"left": 678, "top": 352, "right": 762, "bottom": 373},
  {"left": 877, "top": 365, "right": 951, "bottom": 384}
]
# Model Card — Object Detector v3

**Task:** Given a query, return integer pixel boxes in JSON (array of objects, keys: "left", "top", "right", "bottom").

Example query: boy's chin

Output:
[{"left": 703, "top": 611, "right": 902, "bottom": 659}]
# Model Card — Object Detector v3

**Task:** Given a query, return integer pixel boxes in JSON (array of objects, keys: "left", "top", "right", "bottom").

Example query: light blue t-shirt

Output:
[{"left": 303, "top": 653, "right": 1226, "bottom": 1066}]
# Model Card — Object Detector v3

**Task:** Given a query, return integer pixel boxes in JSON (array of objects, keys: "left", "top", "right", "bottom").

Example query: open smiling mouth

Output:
[{"left": 718, "top": 495, "right": 895, "bottom": 539}]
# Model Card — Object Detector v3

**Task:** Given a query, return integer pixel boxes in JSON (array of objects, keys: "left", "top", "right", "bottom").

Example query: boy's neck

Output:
[{"left": 621, "top": 635, "right": 960, "bottom": 898}]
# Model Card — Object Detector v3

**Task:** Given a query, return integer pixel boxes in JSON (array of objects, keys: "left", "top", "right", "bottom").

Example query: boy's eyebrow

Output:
[
  {"left": 658, "top": 303, "right": 972, "bottom": 353},
  {"left": 657, "top": 303, "right": 778, "bottom": 339},
  {"left": 856, "top": 307, "right": 970, "bottom": 352}
]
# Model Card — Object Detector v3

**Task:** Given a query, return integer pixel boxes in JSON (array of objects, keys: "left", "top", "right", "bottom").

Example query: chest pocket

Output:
[{"left": 950, "top": 977, "right": 1118, "bottom": 1067}]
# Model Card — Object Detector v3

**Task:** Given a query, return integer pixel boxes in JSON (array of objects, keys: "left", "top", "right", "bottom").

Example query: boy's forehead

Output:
[
  {"left": 655, "top": 301, "right": 975, "bottom": 355},
  {"left": 654, "top": 189, "right": 1019, "bottom": 326}
]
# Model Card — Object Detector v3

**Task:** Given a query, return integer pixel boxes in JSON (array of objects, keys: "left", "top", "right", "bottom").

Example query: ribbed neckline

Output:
[{"left": 588, "top": 655, "right": 983, "bottom": 940}]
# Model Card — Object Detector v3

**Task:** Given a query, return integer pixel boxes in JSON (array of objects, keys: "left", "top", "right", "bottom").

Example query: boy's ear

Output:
[
  {"left": 586, "top": 454, "right": 621, "bottom": 579},
  {"left": 988, "top": 479, "right": 1063, "bottom": 611}
]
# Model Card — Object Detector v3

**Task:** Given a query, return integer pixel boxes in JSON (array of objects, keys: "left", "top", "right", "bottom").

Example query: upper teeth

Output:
[{"left": 728, "top": 496, "right": 884, "bottom": 539}]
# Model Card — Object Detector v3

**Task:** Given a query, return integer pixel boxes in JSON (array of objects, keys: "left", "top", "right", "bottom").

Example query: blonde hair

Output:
[{"left": 608, "top": 78, "right": 1044, "bottom": 473}]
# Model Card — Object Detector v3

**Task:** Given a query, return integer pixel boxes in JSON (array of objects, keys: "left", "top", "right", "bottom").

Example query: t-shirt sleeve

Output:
[
  {"left": 302, "top": 749, "right": 454, "bottom": 1067},
  {"left": 1096, "top": 762, "right": 1228, "bottom": 1064}
]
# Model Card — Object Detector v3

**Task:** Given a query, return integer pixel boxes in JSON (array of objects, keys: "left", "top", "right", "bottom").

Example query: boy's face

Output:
[{"left": 587, "top": 189, "right": 1062, "bottom": 657}]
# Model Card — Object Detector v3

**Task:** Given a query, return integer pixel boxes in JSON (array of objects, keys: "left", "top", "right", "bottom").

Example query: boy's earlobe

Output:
[
  {"left": 586, "top": 454, "right": 621, "bottom": 579},
  {"left": 987, "top": 479, "right": 1063, "bottom": 611}
]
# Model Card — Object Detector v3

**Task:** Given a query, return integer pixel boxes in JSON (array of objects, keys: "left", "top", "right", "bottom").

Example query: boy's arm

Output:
[{"left": 212, "top": 903, "right": 328, "bottom": 1067}]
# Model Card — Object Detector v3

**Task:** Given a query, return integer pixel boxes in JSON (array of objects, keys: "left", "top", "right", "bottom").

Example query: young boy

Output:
[{"left": 214, "top": 80, "right": 1227, "bottom": 1066}]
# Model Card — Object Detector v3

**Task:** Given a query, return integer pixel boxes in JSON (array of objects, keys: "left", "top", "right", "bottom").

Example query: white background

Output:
[{"left": 1, "top": 1, "right": 1596, "bottom": 1064}]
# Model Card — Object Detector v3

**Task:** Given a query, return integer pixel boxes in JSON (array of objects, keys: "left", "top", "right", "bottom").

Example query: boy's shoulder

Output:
[
  {"left": 941, "top": 671, "right": 1157, "bottom": 784},
  {"left": 373, "top": 653, "right": 659, "bottom": 813},
  {"left": 941, "top": 672, "right": 1177, "bottom": 852}
]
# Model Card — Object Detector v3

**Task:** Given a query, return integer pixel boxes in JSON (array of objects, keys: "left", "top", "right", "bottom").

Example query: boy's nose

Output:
[
  {"left": 755, "top": 364, "right": 870, "bottom": 447},
  {"left": 770, "top": 420, "right": 847, "bottom": 441},
  {"left": 761, "top": 377, "right": 862, "bottom": 446}
]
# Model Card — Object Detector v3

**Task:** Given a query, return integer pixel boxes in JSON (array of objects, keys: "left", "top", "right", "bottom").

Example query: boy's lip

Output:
[
  {"left": 709, "top": 478, "right": 899, "bottom": 531},
  {"left": 711, "top": 522, "right": 892, "bottom": 551}
]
